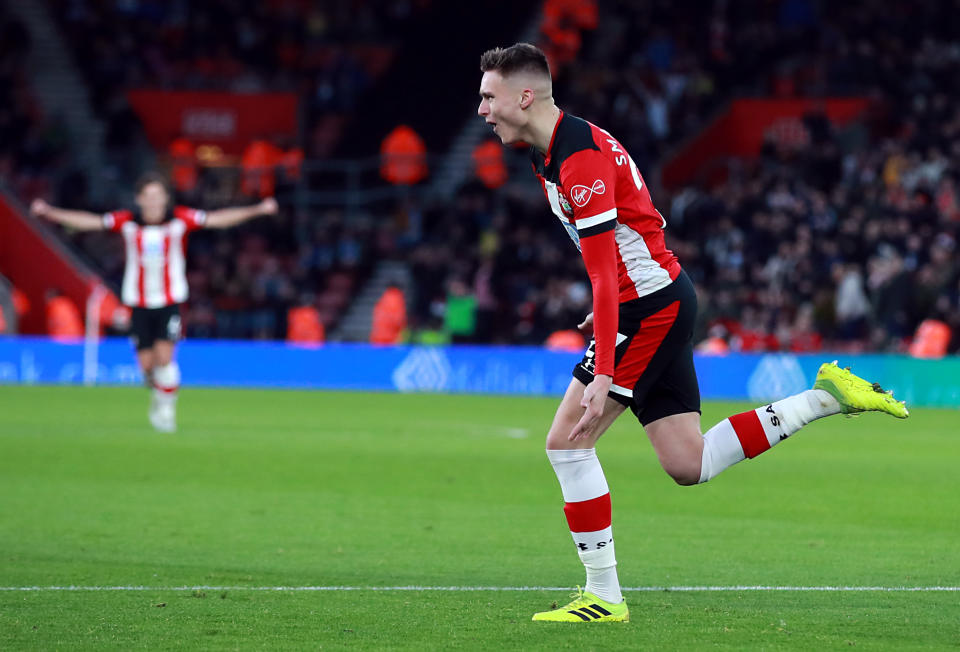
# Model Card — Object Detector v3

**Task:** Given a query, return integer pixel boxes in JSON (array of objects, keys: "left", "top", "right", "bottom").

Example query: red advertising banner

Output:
[
  {"left": 127, "top": 90, "right": 298, "bottom": 155},
  {"left": 0, "top": 194, "right": 97, "bottom": 334}
]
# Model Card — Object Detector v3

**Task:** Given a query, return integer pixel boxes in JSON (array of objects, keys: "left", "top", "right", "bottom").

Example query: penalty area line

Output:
[{"left": 1, "top": 585, "right": 958, "bottom": 592}]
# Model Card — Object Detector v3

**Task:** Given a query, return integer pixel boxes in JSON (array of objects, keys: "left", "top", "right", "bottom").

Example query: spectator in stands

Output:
[
  {"left": 44, "top": 289, "right": 83, "bottom": 340},
  {"left": 380, "top": 125, "right": 428, "bottom": 186},
  {"left": 370, "top": 283, "right": 407, "bottom": 345},
  {"left": 287, "top": 294, "right": 325, "bottom": 345}
]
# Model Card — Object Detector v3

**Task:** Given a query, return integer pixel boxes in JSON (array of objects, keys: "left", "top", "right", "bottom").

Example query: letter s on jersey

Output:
[{"left": 570, "top": 179, "right": 606, "bottom": 207}]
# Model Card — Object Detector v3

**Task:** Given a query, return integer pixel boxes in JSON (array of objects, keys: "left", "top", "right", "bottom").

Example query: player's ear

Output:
[{"left": 519, "top": 88, "right": 535, "bottom": 110}]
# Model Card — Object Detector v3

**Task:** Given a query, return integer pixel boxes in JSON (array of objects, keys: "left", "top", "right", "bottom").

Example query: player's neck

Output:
[{"left": 528, "top": 105, "right": 562, "bottom": 155}]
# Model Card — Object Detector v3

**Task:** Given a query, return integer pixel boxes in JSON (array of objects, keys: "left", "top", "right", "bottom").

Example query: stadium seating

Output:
[{"left": 4, "top": 0, "right": 958, "bottom": 352}]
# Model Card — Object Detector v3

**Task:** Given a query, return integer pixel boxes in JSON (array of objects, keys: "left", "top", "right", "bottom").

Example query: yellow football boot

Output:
[
  {"left": 813, "top": 361, "right": 909, "bottom": 418},
  {"left": 532, "top": 588, "right": 629, "bottom": 622}
]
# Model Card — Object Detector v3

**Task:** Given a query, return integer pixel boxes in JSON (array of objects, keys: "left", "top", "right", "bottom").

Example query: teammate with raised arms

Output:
[{"left": 32, "top": 173, "right": 278, "bottom": 432}]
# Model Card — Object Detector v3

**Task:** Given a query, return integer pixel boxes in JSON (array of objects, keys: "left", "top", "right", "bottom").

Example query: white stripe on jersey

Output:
[
  {"left": 166, "top": 220, "right": 189, "bottom": 302},
  {"left": 120, "top": 220, "right": 190, "bottom": 308},
  {"left": 121, "top": 224, "right": 140, "bottom": 306},
  {"left": 614, "top": 223, "right": 673, "bottom": 297},
  {"left": 576, "top": 208, "right": 617, "bottom": 230}
]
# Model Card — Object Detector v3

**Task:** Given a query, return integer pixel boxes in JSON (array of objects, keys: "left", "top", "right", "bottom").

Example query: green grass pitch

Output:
[{"left": 1, "top": 385, "right": 958, "bottom": 649}]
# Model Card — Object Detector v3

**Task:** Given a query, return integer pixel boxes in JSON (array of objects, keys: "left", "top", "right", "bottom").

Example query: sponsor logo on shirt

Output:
[{"left": 571, "top": 179, "right": 606, "bottom": 207}]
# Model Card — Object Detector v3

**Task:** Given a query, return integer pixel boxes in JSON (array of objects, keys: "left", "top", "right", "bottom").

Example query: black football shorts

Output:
[
  {"left": 130, "top": 304, "right": 182, "bottom": 351},
  {"left": 573, "top": 270, "right": 701, "bottom": 425}
]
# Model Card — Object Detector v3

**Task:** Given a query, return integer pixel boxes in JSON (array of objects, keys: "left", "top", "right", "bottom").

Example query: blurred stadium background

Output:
[{"left": 1, "top": 0, "right": 957, "bottom": 362}]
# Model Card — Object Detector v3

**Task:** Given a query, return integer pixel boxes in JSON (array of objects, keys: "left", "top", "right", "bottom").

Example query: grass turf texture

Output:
[{"left": 1, "top": 386, "right": 958, "bottom": 649}]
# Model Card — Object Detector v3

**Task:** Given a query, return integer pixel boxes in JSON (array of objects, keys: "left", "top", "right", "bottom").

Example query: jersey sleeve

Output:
[
  {"left": 102, "top": 209, "right": 133, "bottom": 232},
  {"left": 560, "top": 151, "right": 619, "bottom": 378},
  {"left": 173, "top": 206, "right": 207, "bottom": 231},
  {"left": 559, "top": 149, "right": 618, "bottom": 237}
]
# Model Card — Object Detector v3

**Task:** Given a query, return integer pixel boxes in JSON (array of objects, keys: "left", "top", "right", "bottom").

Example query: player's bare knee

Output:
[
  {"left": 660, "top": 459, "right": 699, "bottom": 486},
  {"left": 545, "top": 427, "right": 575, "bottom": 450},
  {"left": 154, "top": 347, "right": 174, "bottom": 366},
  {"left": 668, "top": 465, "right": 701, "bottom": 486},
  {"left": 659, "top": 450, "right": 702, "bottom": 486}
]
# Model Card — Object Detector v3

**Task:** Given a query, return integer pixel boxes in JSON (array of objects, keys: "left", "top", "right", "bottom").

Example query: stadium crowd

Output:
[
  {"left": 50, "top": 0, "right": 427, "bottom": 158},
  {"left": 3, "top": 0, "right": 959, "bottom": 353},
  {"left": 0, "top": 7, "right": 73, "bottom": 210},
  {"left": 406, "top": 0, "right": 960, "bottom": 353},
  {"left": 9, "top": 0, "right": 423, "bottom": 338}
]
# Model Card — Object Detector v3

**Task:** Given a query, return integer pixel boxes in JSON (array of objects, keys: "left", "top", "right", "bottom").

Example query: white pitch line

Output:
[{"left": 1, "top": 585, "right": 958, "bottom": 592}]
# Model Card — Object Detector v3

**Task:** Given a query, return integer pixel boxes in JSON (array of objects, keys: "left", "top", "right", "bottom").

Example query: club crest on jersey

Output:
[
  {"left": 558, "top": 193, "right": 574, "bottom": 216},
  {"left": 571, "top": 180, "right": 606, "bottom": 207}
]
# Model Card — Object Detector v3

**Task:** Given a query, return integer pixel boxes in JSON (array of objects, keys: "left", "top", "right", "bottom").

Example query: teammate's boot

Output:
[
  {"left": 149, "top": 392, "right": 177, "bottom": 433},
  {"left": 156, "top": 403, "right": 176, "bottom": 433},
  {"left": 148, "top": 392, "right": 163, "bottom": 431},
  {"left": 532, "top": 588, "right": 628, "bottom": 622},
  {"left": 813, "top": 361, "right": 909, "bottom": 418}
]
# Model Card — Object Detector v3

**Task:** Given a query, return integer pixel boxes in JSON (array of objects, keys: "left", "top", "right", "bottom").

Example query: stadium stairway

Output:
[
  {"left": 332, "top": 261, "right": 411, "bottom": 342},
  {"left": 332, "top": 0, "right": 540, "bottom": 161},
  {"left": 429, "top": 11, "right": 545, "bottom": 199},
  {"left": 7, "top": 0, "right": 108, "bottom": 201}
]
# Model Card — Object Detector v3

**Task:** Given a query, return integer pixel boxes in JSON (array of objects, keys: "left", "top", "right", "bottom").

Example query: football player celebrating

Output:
[
  {"left": 478, "top": 43, "right": 908, "bottom": 623},
  {"left": 32, "top": 172, "right": 278, "bottom": 432}
]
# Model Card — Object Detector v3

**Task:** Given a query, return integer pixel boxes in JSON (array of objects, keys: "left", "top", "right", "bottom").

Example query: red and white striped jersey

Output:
[
  {"left": 102, "top": 206, "right": 207, "bottom": 308},
  {"left": 531, "top": 111, "right": 681, "bottom": 301},
  {"left": 530, "top": 111, "right": 682, "bottom": 376}
]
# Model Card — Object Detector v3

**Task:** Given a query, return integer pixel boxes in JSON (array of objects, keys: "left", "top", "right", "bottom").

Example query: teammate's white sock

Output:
[
  {"left": 546, "top": 448, "right": 623, "bottom": 604},
  {"left": 152, "top": 362, "right": 180, "bottom": 396},
  {"left": 699, "top": 389, "right": 840, "bottom": 483},
  {"left": 150, "top": 362, "right": 180, "bottom": 431}
]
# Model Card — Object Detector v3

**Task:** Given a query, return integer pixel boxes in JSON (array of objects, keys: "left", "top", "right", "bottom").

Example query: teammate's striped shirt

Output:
[
  {"left": 102, "top": 207, "right": 207, "bottom": 308},
  {"left": 530, "top": 111, "right": 681, "bottom": 375}
]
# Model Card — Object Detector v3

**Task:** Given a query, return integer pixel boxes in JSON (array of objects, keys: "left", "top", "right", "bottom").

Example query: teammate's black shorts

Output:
[
  {"left": 130, "top": 304, "right": 182, "bottom": 351},
  {"left": 573, "top": 270, "right": 701, "bottom": 426}
]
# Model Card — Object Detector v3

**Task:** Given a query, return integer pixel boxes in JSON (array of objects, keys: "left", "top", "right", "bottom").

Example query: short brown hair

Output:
[
  {"left": 134, "top": 171, "right": 170, "bottom": 195},
  {"left": 480, "top": 43, "right": 551, "bottom": 79}
]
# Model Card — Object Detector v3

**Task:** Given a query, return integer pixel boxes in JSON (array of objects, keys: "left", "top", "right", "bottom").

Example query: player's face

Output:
[
  {"left": 478, "top": 70, "right": 526, "bottom": 145},
  {"left": 136, "top": 182, "right": 170, "bottom": 222}
]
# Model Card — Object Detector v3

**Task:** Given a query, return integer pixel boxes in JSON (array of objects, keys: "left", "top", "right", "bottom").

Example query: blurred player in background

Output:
[
  {"left": 31, "top": 172, "right": 278, "bottom": 432},
  {"left": 478, "top": 43, "right": 909, "bottom": 623}
]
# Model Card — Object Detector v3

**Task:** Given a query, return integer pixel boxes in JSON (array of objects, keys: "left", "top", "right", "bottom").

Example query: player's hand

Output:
[
  {"left": 259, "top": 197, "right": 279, "bottom": 215},
  {"left": 577, "top": 312, "right": 594, "bottom": 336},
  {"left": 30, "top": 198, "right": 49, "bottom": 217},
  {"left": 569, "top": 374, "right": 611, "bottom": 442}
]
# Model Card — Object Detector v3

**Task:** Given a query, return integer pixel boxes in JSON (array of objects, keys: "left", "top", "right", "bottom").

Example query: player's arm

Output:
[
  {"left": 564, "top": 153, "right": 620, "bottom": 379},
  {"left": 562, "top": 152, "right": 620, "bottom": 441},
  {"left": 30, "top": 199, "right": 105, "bottom": 231},
  {"left": 578, "top": 223, "right": 619, "bottom": 377},
  {"left": 204, "top": 197, "right": 278, "bottom": 229}
]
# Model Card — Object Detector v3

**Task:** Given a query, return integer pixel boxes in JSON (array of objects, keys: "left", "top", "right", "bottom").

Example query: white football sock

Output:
[
  {"left": 546, "top": 448, "right": 623, "bottom": 604},
  {"left": 699, "top": 390, "right": 841, "bottom": 483},
  {"left": 153, "top": 362, "right": 180, "bottom": 395}
]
